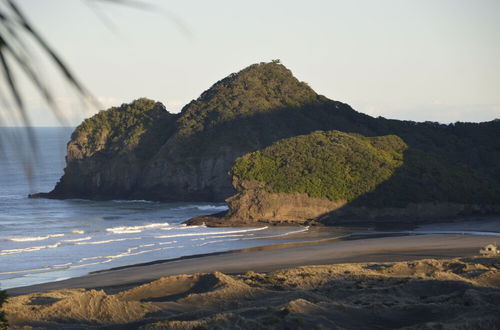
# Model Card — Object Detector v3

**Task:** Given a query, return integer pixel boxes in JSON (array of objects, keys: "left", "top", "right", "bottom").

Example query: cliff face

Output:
[
  {"left": 36, "top": 98, "right": 177, "bottom": 199},
  {"left": 223, "top": 178, "right": 345, "bottom": 225}
]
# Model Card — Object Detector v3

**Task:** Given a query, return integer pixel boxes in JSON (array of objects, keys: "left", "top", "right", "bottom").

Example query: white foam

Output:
[
  {"left": 8, "top": 234, "right": 64, "bottom": 242},
  {"left": 75, "top": 244, "right": 179, "bottom": 266},
  {"left": 155, "top": 226, "right": 268, "bottom": 239},
  {"left": 158, "top": 240, "right": 176, "bottom": 245},
  {"left": 139, "top": 243, "right": 155, "bottom": 248},
  {"left": 75, "top": 237, "right": 142, "bottom": 245},
  {"left": 62, "top": 236, "right": 92, "bottom": 243},
  {"left": 191, "top": 234, "right": 249, "bottom": 241},
  {"left": 204, "top": 234, "right": 248, "bottom": 239},
  {"left": 80, "top": 255, "right": 107, "bottom": 261},
  {"left": 0, "top": 266, "right": 52, "bottom": 275},
  {"left": 198, "top": 238, "right": 242, "bottom": 246},
  {"left": 106, "top": 222, "right": 170, "bottom": 234},
  {"left": 243, "top": 226, "right": 309, "bottom": 240},
  {"left": 178, "top": 224, "right": 206, "bottom": 229},
  {"left": 51, "top": 262, "right": 72, "bottom": 268},
  {"left": 70, "top": 230, "right": 85, "bottom": 235},
  {"left": 0, "top": 242, "right": 62, "bottom": 256},
  {"left": 70, "top": 260, "right": 112, "bottom": 269},
  {"left": 163, "top": 225, "right": 205, "bottom": 230}
]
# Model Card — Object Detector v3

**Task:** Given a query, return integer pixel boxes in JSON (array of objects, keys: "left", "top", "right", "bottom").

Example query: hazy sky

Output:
[{"left": 5, "top": 0, "right": 500, "bottom": 126}]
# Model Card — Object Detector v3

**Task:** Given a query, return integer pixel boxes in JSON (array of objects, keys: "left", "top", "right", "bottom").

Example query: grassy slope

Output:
[{"left": 231, "top": 130, "right": 500, "bottom": 207}]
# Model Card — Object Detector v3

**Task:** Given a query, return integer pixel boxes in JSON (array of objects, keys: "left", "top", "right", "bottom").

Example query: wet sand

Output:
[{"left": 7, "top": 232, "right": 498, "bottom": 296}]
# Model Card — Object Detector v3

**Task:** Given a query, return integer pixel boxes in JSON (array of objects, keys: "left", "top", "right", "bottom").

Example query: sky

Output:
[{"left": 3, "top": 0, "right": 500, "bottom": 126}]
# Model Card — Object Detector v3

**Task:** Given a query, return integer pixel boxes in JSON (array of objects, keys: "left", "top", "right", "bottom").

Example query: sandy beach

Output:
[
  {"left": 3, "top": 228, "right": 500, "bottom": 329},
  {"left": 4, "top": 219, "right": 500, "bottom": 329},
  {"left": 7, "top": 227, "right": 499, "bottom": 296}
]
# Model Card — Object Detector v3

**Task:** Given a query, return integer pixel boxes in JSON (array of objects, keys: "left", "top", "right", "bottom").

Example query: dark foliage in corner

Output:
[
  {"left": 0, "top": 0, "right": 157, "bottom": 128},
  {"left": 0, "top": 289, "right": 7, "bottom": 329}
]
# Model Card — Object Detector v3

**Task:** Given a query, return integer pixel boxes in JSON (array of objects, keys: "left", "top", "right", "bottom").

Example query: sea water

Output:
[{"left": 0, "top": 127, "right": 308, "bottom": 289}]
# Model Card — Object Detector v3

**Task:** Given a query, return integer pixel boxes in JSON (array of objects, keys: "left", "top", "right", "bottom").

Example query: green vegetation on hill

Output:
[
  {"left": 46, "top": 98, "right": 178, "bottom": 199},
  {"left": 74, "top": 98, "right": 176, "bottom": 159},
  {"left": 232, "top": 130, "right": 500, "bottom": 207},
  {"left": 43, "top": 61, "right": 500, "bottom": 208},
  {"left": 176, "top": 60, "right": 319, "bottom": 138},
  {"left": 355, "top": 147, "right": 500, "bottom": 207},
  {"left": 232, "top": 131, "right": 407, "bottom": 202}
]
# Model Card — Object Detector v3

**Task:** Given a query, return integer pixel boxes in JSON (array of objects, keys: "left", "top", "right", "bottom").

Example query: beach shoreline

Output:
[
  {"left": 5, "top": 219, "right": 500, "bottom": 329},
  {"left": 7, "top": 218, "right": 499, "bottom": 296}
]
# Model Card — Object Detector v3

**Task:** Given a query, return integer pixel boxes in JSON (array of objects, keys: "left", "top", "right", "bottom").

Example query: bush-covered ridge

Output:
[
  {"left": 231, "top": 130, "right": 500, "bottom": 206},
  {"left": 231, "top": 130, "right": 407, "bottom": 202},
  {"left": 176, "top": 60, "right": 320, "bottom": 138},
  {"left": 40, "top": 61, "right": 500, "bottom": 207},
  {"left": 73, "top": 98, "right": 176, "bottom": 158}
]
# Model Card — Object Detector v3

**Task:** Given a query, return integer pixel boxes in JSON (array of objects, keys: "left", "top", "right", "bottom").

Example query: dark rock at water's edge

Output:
[{"left": 33, "top": 61, "right": 500, "bottom": 226}]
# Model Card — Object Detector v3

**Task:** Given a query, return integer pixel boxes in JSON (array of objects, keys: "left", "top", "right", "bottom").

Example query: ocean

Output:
[{"left": 0, "top": 127, "right": 309, "bottom": 289}]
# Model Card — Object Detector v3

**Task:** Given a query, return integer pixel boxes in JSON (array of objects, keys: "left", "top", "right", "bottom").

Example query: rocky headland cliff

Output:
[
  {"left": 32, "top": 61, "right": 500, "bottom": 225},
  {"left": 31, "top": 98, "right": 177, "bottom": 199}
]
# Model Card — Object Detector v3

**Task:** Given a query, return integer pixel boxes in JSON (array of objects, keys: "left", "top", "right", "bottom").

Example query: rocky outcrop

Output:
[
  {"left": 31, "top": 98, "right": 177, "bottom": 199},
  {"left": 225, "top": 180, "right": 345, "bottom": 225},
  {"left": 185, "top": 179, "right": 346, "bottom": 226}
]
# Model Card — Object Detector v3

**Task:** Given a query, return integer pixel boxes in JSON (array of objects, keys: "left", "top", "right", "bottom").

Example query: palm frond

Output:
[{"left": 0, "top": 0, "right": 190, "bottom": 130}]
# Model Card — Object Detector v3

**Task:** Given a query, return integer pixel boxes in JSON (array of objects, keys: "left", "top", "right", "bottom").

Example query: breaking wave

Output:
[
  {"left": 155, "top": 227, "right": 268, "bottom": 239},
  {"left": 243, "top": 226, "right": 309, "bottom": 240},
  {"left": 8, "top": 234, "right": 64, "bottom": 242},
  {"left": 62, "top": 236, "right": 92, "bottom": 243},
  {"left": 73, "top": 243, "right": 181, "bottom": 266},
  {"left": 75, "top": 237, "right": 142, "bottom": 245},
  {"left": 106, "top": 222, "right": 170, "bottom": 234},
  {"left": 0, "top": 242, "right": 62, "bottom": 256},
  {"left": 70, "top": 230, "right": 85, "bottom": 235}
]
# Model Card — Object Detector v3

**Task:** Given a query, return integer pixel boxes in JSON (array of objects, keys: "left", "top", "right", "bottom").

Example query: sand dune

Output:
[{"left": 5, "top": 256, "right": 500, "bottom": 329}]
